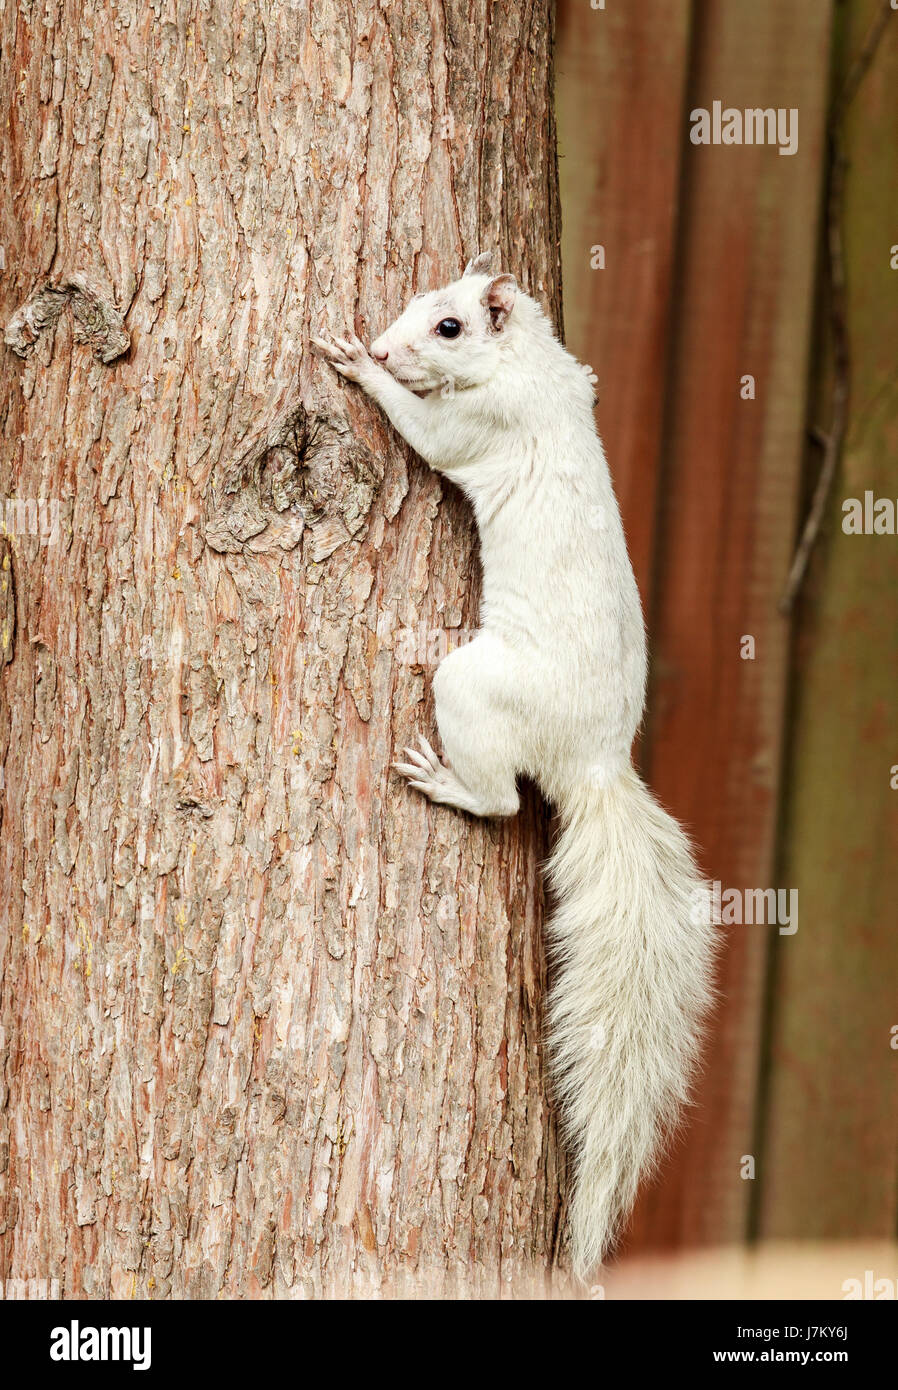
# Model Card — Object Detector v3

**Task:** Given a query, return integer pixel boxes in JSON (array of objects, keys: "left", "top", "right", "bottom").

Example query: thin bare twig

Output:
[{"left": 779, "top": 0, "right": 894, "bottom": 614}]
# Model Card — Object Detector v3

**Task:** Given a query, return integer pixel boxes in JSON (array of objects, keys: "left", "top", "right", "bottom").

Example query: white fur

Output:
[{"left": 312, "top": 257, "right": 717, "bottom": 1275}]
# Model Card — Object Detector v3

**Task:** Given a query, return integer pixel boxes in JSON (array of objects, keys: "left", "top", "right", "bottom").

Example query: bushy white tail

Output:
[{"left": 546, "top": 765, "right": 716, "bottom": 1276}]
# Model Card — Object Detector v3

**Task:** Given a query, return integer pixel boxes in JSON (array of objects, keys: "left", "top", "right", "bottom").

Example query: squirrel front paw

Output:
[{"left": 310, "top": 332, "right": 378, "bottom": 387}]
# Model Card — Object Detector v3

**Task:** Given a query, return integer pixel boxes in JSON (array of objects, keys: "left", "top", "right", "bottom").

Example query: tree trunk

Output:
[{"left": 0, "top": 1, "right": 566, "bottom": 1297}]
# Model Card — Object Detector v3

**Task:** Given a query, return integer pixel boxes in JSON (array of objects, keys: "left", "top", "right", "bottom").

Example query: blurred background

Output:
[{"left": 555, "top": 0, "right": 898, "bottom": 1268}]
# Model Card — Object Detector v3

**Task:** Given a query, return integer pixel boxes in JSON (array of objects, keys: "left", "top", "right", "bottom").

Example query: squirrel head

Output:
[{"left": 369, "top": 253, "right": 518, "bottom": 395}]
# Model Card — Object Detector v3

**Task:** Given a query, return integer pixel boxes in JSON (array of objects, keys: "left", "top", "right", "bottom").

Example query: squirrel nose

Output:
[{"left": 370, "top": 338, "right": 389, "bottom": 362}]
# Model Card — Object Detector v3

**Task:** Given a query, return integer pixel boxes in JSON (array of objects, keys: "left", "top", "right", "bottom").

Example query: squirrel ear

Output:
[
  {"left": 481, "top": 274, "right": 517, "bottom": 331},
  {"left": 464, "top": 251, "right": 494, "bottom": 277}
]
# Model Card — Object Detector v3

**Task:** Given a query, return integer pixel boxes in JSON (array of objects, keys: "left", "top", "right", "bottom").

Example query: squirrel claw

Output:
[
  {"left": 311, "top": 331, "right": 374, "bottom": 383},
  {"left": 391, "top": 759, "right": 424, "bottom": 779},
  {"left": 393, "top": 734, "right": 454, "bottom": 804},
  {"left": 400, "top": 741, "right": 438, "bottom": 773}
]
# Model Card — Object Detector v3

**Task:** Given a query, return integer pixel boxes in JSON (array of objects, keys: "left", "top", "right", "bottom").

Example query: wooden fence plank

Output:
[
  {"left": 558, "top": 0, "right": 835, "bottom": 1250},
  {"left": 758, "top": 0, "right": 898, "bottom": 1241},
  {"left": 628, "top": 0, "right": 835, "bottom": 1250},
  {"left": 556, "top": 0, "right": 693, "bottom": 597}
]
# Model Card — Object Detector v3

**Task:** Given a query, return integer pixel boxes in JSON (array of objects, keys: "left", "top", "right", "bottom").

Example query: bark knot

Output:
[
  {"left": 3, "top": 272, "right": 130, "bottom": 364},
  {"left": 204, "top": 401, "right": 382, "bottom": 559}
]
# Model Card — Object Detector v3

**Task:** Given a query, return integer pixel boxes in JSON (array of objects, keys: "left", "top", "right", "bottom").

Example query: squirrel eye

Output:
[{"left": 435, "top": 318, "right": 462, "bottom": 339}]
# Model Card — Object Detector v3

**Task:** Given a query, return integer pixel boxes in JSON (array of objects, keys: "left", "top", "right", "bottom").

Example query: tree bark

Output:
[{"left": 0, "top": 1, "right": 567, "bottom": 1297}]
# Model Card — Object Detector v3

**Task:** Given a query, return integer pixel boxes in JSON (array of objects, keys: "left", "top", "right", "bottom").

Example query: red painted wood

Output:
[
  {"left": 557, "top": 0, "right": 835, "bottom": 1250},
  {"left": 556, "top": 0, "right": 692, "bottom": 599}
]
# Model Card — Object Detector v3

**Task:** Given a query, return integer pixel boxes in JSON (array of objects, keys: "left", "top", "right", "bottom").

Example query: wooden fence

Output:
[{"left": 556, "top": 0, "right": 898, "bottom": 1253}]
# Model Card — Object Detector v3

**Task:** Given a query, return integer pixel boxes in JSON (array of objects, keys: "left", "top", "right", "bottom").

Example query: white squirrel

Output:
[{"left": 312, "top": 252, "right": 716, "bottom": 1275}]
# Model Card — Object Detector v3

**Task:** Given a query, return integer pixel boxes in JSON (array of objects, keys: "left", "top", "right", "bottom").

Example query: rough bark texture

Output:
[{"left": 0, "top": 0, "right": 567, "bottom": 1298}]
